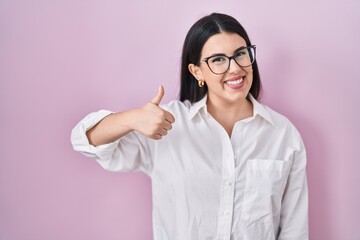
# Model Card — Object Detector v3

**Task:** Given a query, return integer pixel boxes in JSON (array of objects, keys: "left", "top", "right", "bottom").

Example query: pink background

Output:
[{"left": 1, "top": 0, "right": 359, "bottom": 239}]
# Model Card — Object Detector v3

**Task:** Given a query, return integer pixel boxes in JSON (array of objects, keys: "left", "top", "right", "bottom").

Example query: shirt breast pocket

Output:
[{"left": 241, "top": 159, "right": 290, "bottom": 223}]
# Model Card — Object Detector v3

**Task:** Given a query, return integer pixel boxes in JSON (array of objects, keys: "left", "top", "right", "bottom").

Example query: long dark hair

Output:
[{"left": 179, "top": 13, "right": 261, "bottom": 103}]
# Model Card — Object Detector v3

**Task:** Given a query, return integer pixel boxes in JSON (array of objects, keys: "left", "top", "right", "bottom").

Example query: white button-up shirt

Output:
[{"left": 71, "top": 95, "right": 308, "bottom": 240}]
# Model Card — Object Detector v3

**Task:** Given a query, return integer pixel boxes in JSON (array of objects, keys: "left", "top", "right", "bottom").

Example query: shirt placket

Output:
[{"left": 217, "top": 134, "right": 235, "bottom": 240}]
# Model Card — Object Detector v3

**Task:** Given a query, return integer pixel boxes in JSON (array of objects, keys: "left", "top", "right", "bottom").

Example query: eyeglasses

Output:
[{"left": 201, "top": 45, "right": 256, "bottom": 75}]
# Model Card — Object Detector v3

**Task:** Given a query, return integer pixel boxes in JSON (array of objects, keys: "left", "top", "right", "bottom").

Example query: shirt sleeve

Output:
[
  {"left": 70, "top": 110, "right": 153, "bottom": 175},
  {"left": 278, "top": 129, "right": 309, "bottom": 240}
]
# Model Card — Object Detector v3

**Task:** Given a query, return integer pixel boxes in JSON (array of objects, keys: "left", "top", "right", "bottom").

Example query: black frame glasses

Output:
[{"left": 201, "top": 45, "right": 256, "bottom": 75}]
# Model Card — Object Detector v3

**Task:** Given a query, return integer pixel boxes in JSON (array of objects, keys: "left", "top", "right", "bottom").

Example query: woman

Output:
[{"left": 71, "top": 12, "right": 308, "bottom": 240}]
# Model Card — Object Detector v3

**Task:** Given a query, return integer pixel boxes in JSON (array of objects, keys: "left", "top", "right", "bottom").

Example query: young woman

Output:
[{"left": 71, "top": 13, "right": 308, "bottom": 240}]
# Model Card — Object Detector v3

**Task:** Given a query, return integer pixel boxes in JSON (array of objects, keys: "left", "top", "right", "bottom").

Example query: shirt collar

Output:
[
  {"left": 249, "top": 94, "right": 274, "bottom": 126},
  {"left": 188, "top": 95, "right": 208, "bottom": 120},
  {"left": 188, "top": 94, "right": 274, "bottom": 126}
]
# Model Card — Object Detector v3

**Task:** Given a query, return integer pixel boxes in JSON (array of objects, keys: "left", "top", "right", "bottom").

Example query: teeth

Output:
[{"left": 226, "top": 78, "right": 243, "bottom": 85}]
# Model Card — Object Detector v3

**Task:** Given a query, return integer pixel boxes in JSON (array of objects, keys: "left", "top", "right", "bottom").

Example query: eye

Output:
[
  {"left": 210, "top": 56, "right": 227, "bottom": 64},
  {"left": 235, "top": 49, "right": 247, "bottom": 58}
]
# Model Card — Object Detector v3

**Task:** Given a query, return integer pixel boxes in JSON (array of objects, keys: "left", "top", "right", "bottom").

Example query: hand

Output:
[{"left": 132, "top": 85, "right": 175, "bottom": 140}]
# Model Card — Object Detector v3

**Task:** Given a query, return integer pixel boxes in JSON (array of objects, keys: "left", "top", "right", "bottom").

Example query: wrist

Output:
[{"left": 113, "top": 109, "right": 137, "bottom": 134}]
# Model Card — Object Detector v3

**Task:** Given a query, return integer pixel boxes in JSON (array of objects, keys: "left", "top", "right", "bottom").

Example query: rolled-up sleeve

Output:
[
  {"left": 71, "top": 110, "right": 153, "bottom": 175},
  {"left": 278, "top": 130, "right": 309, "bottom": 240}
]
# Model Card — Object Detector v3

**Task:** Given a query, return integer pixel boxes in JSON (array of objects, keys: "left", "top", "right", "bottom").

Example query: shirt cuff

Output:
[{"left": 71, "top": 110, "right": 120, "bottom": 158}]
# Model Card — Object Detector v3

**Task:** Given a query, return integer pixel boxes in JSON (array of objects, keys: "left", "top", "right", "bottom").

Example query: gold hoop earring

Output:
[{"left": 198, "top": 80, "right": 205, "bottom": 87}]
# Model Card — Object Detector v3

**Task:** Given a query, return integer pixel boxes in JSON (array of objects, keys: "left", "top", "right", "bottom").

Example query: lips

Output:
[
  {"left": 224, "top": 77, "right": 245, "bottom": 89},
  {"left": 225, "top": 78, "right": 243, "bottom": 85}
]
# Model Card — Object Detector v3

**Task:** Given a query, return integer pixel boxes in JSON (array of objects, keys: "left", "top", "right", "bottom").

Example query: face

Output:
[{"left": 189, "top": 32, "right": 253, "bottom": 107}]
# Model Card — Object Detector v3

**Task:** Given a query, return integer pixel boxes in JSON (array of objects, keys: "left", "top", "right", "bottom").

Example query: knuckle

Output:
[
  {"left": 152, "top": 128, "right": 160, "bottom": 135},
  {"left": 159, "top": 111, "right": 166, "bottom": 119},
  {"left": 155, "top": 123, "right": 163, "bottom": 129}
]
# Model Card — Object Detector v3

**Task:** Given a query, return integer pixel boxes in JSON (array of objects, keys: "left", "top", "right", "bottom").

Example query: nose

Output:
[{"left": 228, "top": 58, "right": 242, "bottom": 74}]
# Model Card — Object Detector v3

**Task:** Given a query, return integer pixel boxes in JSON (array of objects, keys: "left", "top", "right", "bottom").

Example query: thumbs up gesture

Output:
[
  {"left": 133, "top": 85, "right": 175, "bottom": 140},
  {"left": 150, "top": 85, "right": 166, "bottom": 105}
]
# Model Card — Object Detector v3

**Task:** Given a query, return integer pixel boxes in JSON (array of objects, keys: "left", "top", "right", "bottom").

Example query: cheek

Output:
[
  {"left": 246, "top": 65, "right": 254, "bottom": 74},
  {"left": 204, "top": 74, "right": 224, "bottom": 85},
  {"left": 200, "top": 67, "right": 223, "bottom": 82},
  {"left": 245, "top": 67, "right": 254, "bottom": 79}
]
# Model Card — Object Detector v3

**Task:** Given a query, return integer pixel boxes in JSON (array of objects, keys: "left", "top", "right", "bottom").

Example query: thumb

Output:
[{"left": 150, "top": 85, "right": 164, "bottom": 105}]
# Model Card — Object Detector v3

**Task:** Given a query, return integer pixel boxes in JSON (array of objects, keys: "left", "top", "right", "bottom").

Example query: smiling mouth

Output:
[{"left": 225, "top": 77, "right": 244, "bottom": 85}]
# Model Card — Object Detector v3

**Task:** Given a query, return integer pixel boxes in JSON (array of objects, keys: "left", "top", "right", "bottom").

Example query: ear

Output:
[{"left": 188, "top": 63, "right": 204, "bottom": 81}]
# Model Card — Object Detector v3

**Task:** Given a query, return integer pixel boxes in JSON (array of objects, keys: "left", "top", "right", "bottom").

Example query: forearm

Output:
[
  {"left": 85, "top": 86, "right": 174, "bottom": 146},
  {"left": 86, "top": 110, "right": 135, "bottom": 146}
]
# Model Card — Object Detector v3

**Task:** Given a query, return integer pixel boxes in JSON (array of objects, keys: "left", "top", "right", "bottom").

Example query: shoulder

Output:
[
  {"left": 266, "top": 105, "right": 292, "bottom": 126},
  {"left": 261, "top": 103, "right": 303, "bottom": 141}
]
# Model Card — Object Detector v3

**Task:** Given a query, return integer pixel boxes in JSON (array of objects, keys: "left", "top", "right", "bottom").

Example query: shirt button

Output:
[
  {"left": 224, "top": 211, "right": 229, "bottom": 216},
  {"left": 227, "top": 181, "right": 233, "bottom": 186}
]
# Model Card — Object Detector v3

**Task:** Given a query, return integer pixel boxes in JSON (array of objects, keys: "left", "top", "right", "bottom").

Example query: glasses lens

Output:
[
  {"left": 206, "top": 46, "right": 256, "bottom": 74},
  {"left": 234, "top": 46, "right": 255, "bottom": 67},
  {"left": 207, "top": 55, "right": 230, "bottom": 74}
]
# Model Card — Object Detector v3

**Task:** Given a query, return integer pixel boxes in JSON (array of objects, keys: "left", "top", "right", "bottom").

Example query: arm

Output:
[
  {"left": 86, "top": 85, "right": 175, "bottom": 146},
  {"left": 71, "top": 86, "right": 175, "bottom": 173},
  {"left": 278, "top": 132, "right": 309, "bottom": 240}
]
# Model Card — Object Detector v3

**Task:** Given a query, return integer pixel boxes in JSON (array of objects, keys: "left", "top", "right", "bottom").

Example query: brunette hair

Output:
[{"left": 179, "top": 13, "right": 261, "bottom": 103}]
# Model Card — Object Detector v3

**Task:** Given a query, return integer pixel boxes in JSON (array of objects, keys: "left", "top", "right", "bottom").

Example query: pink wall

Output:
[{"left": 1, "top": 0, "right": 359, "bottom": 239}]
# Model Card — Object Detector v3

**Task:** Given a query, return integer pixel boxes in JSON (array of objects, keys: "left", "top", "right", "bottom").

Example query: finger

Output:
[
  {"left": 163, "top": 121, "right": 172, "bottom": 130},
  {"left": 150, "top": 85, "right": 164, "bottom": 105},
  {"left": 159, "top": 128, "right": 168, "bottom": 136},
  {"left": 165, "top": 111, "right": 175, "bottom": 123},
  {"left": 152, "top": 134, "right": 162, "bottom": 140}
]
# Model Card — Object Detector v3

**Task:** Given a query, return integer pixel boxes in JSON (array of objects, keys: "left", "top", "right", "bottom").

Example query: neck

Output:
[{"left": 207, "top": 96, "right": 253, "bottom": 136}]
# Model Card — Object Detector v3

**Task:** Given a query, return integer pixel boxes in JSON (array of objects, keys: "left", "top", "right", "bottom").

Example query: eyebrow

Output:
[{"left": 206, "top": 46, "right": 247, "bottom": 58}]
